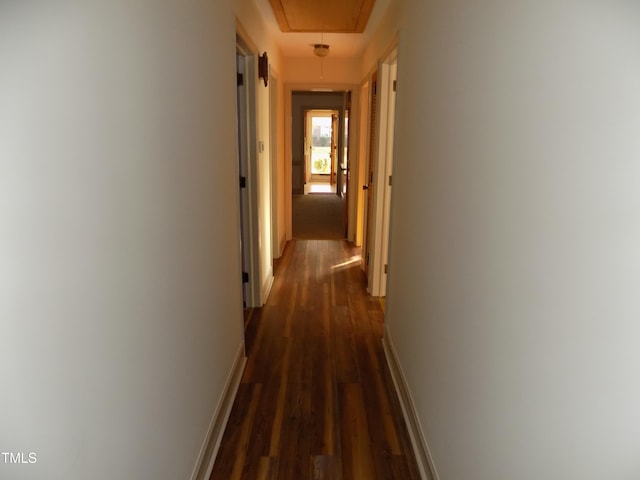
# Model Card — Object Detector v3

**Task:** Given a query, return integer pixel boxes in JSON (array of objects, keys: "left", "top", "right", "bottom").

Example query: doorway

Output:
[
  {"left": 290, "top": 91, "right": 350, "bottom": 239},
  {"left": 304, "top": 110, "right": 339, "bottom": 195},
  {"left": 360, "top": 48, "right": 398, "bottom": 296},
  {"left": 236, "top": 35, "right": 265, "bottom": 310},
  {"left": 236, "top": 49, "right": 251, "bottom": 308}
]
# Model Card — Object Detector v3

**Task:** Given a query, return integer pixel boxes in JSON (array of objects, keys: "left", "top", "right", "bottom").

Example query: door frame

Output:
[
  {"left": 284, "top": 83, "right": 358, "bottom": 241},
  {"left": 304, "top": 109, "right": 338, "bottom": 188},
  {"left": 377, "top": 50, "right": 398, "bottom": 296},
  {"left": 354, "top": 81, "right": 369, "bottom": 247},
  {"left": 341, "top": 91, "right": 351, "bottom": 238},
  {"left": 362, "top": 70, "right": 378, "bottom": 281},
  {"left": 270, "top": 68, "right": 282, "bottom": 259},
  {"left": 285, "top": 86, "right": 358, "bottom": 240},
  {"left": 361, "top": 46, "right": 398, "bottom": 296},
  {"left": 236, "top": 33, "right": 261, "bottom": 308}
]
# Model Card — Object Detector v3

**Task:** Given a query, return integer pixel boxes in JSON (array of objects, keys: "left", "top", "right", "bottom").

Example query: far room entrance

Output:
[
  {"left": 291, "top": 91, "right": 351, "bottom": 240},
  {"left": 305, "top": 110, "right": 338, "bottom": 195}
]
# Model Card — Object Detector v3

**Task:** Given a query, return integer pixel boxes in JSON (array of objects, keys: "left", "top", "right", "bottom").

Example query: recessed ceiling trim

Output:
[
  {"left": 267, "top": 0, "right": 376, "bottom": 33},
  {"left": 268, "top": 0, "right": 291, "bottom": 32},
  {"left": 355, "top": 0, "right": 376, "bottom": 32}
]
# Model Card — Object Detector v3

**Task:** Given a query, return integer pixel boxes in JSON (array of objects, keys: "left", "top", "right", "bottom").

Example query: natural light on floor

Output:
[{"left": 330, "top": 255, "right": 361, "bottom": 271}]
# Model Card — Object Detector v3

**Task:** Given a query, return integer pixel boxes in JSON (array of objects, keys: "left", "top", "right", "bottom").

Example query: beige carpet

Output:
[{"left": 292, "top": 194, "right": 345, "bottom": 239}]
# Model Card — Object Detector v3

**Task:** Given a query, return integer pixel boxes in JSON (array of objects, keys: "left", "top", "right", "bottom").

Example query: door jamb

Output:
[
  {"left": 365, "top": 46, "right": 398, "bottom": 297},
  {"left": 236, "top": 32, "right": 261, "bottom": 308}
]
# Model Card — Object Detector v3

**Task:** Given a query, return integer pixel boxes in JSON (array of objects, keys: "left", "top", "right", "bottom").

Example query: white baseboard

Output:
[
  {"left": 279, "top": 239, "right": 287, "bottom": 258},
  {"left": 191, "top": 344, "right": 246, "bottom": 480},
  {"left": 382, "top": 326, "right": 440, "bottom": 480},
  {"left": 261, "top": 272, "right": 274, "bottom": 305}
]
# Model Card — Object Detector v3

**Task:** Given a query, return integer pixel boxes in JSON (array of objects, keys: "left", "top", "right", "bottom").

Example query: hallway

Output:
[{"left": 210, "top": 240, "right": 420, "bottom": 479}]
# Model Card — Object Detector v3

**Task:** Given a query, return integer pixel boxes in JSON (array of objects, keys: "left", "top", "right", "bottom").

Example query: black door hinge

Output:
[
  {"left": 237, "top": 73, "right": 244, "bottom": 86},
  {"left": 240, "top": 176, "right": 247, "bottom": 188},
  {"left": 242, "top": 272, "right": 249, "bottom": 283}
]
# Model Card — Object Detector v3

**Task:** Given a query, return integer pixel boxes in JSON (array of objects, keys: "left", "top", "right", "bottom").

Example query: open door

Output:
[
  {"left": 363, "top": 71, "right": 377, "bottom": 279},
  {"left": 304, "top": 110, "right": 337, "bottom": 194},
  {"left": 330, "top": 113, "right": 338, "bottom": 186},
  {"left": 303, "top": 112, "right": 309, "bottom": 187},
  {"left": 236, "top": 35, "right": 263, "bottom": 309},
  {"left": 379, "top": 56, "right": 398, "bottom": 295},
  {"left": 236, "top": 51, "right": 250, "bottom": 307},
  {"left": 361, "top": 49, "right": 398, "bottom": 296},
  {"left": 341, "top": 91, "right": 351, "bottom": 237}
]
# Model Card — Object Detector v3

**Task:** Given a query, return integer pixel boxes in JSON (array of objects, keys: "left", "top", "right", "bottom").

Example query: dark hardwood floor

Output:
[{"left": 210, "top": 240, "right": 420, "bottom": 480}]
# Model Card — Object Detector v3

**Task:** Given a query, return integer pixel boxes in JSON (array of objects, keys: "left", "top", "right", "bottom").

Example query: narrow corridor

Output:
[{"left": 210, "top": 240, "right": 420, "bottom": 479}]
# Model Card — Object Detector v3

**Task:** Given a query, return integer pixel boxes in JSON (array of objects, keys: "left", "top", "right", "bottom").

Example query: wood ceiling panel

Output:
[{"left": 268, "top": 0, "right": 376, "bottom": 33}]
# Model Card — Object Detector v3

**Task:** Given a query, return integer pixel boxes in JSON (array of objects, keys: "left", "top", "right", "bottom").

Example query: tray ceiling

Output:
[{"left": 268, "top": 0, "right": 376, "bottom": 33}]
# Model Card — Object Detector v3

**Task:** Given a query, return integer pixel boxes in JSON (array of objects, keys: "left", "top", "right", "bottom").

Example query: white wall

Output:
[
  {"left": 283, "top": 56, "right": 360, "bottom": 85},
  {"left": 385, "top": 1, "right": 640, "bottom": 479},
  {"left": 0, "top": 2, "right": 243, "bottom": 479},
  {"left": 359, "top": 0, "right": 402, "bottom": 80}
]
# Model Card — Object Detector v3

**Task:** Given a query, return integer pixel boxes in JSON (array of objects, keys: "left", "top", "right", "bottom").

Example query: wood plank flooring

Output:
[{"left": 210, "top": 240, "right": 420, "bottom": 480}]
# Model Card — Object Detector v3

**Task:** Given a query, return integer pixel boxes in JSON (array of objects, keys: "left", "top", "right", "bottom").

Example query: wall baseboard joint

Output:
[
  {"left": 262, "top": 272, "right": 275, "bottom": 304},
  {"left": 382, "top": 326, "right": 440, "bottom": 480},
  {"left": 191, "top": 344, "right": 246, "bottom": 480}
]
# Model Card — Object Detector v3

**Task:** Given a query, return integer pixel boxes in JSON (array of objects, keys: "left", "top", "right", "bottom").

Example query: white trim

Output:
[
  {"left": 191, "top": 344, "right": 247, "bottom": 480},
  {"left": 270, "top": 68, "right": 281, "bottom": 263},
  {"left": 382, "top": 326, "right": 440, "bottom": 480},
  {"left": 236, "top": 28, "right": 262, "bottom": 308},
  {"left": 367, "top": 46, "right": 398, "bottom": 297},
  {"left": 378, "top": 54, "right": 398, "bottom": 296},
  {"left": 261, "top": 271, "right": 275, "bottom": 304}
]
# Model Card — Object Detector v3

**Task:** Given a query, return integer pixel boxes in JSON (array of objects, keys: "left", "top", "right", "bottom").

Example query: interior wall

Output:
[
  {"left": 234, "top": 0, "right": 282, "bottom": 70},
  {"left": 359, "top": 0, "right": 402, "bottom": 81},
  {"left": 0, "top": 2, "right": 243, "bottom": 479},
  {"left": 283, "top": 56, "right": 360, "bottom": 85},
  {"left": 385, "top": 1, "right": 640, "bottom": 479}
]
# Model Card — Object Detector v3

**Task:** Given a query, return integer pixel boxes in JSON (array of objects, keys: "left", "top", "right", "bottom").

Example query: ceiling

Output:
[
  {"left": 252, "top": 0, "right": 391, "bottom": 58},
  {"left": 268, "top": 0, "right": 375, "bottom": 33}
]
